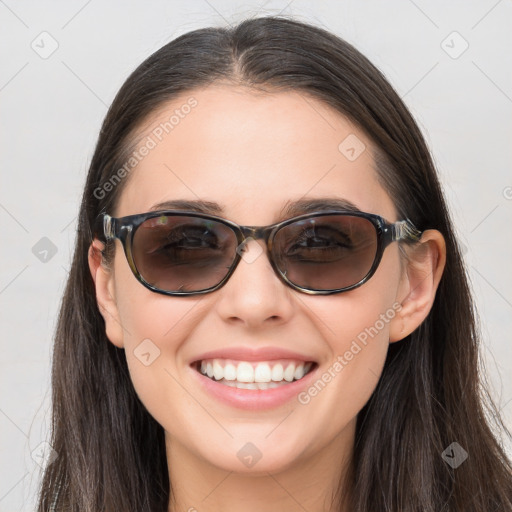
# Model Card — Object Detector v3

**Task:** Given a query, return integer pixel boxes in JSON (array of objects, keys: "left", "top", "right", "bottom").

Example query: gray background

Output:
[{"left": 1, "top": 0, "right": 511, "bottom": 510}]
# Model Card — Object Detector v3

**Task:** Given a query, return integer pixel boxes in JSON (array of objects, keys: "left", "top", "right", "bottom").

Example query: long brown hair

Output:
[{"left": 37, "top": 15, "right": 512, "bottom": 511}]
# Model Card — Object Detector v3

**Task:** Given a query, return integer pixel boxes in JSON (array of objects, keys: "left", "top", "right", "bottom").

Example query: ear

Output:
[
  {"left": 88, "top": 239, "right": 125, "bottom": 348},
  {"left": 389, "top": 229, "right": 446, "bottom": 343}
]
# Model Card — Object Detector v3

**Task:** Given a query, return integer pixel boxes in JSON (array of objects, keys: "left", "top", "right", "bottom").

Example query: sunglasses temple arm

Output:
[
  {"left": 104, "top": 214, "right": 120, "bottom": 242},
  {"left": 94, "top": 213, "right": 116, "bottom": 242},
  {"left": 391, "top": 219, "right": 422, "bottom": 242}
]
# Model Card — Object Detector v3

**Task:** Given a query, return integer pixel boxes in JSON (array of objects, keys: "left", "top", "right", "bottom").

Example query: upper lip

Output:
[{"left": 190, "top": 346, "right": 317, "bottom": 364}]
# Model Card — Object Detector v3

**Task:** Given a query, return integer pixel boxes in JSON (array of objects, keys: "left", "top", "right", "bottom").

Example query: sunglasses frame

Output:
[{"left": 95, "top": 209, "right": 422, "bottom": 296}]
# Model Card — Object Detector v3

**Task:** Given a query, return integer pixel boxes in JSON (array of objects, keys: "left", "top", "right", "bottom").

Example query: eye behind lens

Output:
[
  {"left": 131, "top": 215, "right": 239, "bottom": 294},
  {"left": 273, "top": 215, "right": 378, "bottom": 291}
]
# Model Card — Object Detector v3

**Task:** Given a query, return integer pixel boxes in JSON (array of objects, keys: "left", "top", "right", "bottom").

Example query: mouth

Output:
[{"left": 191, "top": 358, "right": 318, "bottom": 390}]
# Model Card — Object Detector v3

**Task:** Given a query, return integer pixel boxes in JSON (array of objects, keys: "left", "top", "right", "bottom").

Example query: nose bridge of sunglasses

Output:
[
  {"left": 235, "top": 226, "right": 270, "bottom": 265},
  {"left": 235, "top": 237, "right": 267, "bottom": 265}
]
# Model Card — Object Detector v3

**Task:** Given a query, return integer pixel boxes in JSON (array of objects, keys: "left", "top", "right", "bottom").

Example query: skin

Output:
[{"left": 88, "top": 84, "right": 446, "bottom": 512}]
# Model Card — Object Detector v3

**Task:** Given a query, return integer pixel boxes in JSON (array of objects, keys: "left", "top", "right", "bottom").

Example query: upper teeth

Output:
[{"left": 198, "top": 359, "right": 313, "bottom": 383}]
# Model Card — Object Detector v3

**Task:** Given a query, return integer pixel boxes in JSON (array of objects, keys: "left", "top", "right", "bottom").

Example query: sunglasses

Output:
[{"left": 95, "top": 209, "right": 422, "bottom": 296}]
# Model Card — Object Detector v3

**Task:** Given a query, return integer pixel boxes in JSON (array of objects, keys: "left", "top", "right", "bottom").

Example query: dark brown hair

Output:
[{"left": 37, "top": 15, "right": 512, "bottom": 511}]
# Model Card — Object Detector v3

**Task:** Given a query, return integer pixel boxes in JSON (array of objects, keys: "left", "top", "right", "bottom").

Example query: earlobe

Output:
[
  {"left": 88, "top": 239, "right": 125, "bottom": 348},
  {"left": 389, "top": 229, "right": 446, "bottom": 343}
]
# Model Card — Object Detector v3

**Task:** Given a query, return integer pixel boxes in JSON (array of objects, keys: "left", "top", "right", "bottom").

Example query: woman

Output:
[{"left": 37, "top": 15, "right": 512, "bottom": 512}]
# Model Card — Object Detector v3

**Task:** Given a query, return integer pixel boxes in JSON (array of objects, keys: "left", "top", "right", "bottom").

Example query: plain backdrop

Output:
[{"left": 1, "top": 1, "right": 511, "bottom": 510}]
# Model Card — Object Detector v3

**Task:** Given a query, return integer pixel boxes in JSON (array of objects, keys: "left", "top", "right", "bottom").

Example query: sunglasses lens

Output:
[
  {"left": 132, "top": 215, "right": 238, "bottom": 293},
  {"left": 272, "top": 215, "right": 378, "bottom": 291}
]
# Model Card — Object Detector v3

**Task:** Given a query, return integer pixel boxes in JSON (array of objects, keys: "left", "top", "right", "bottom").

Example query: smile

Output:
[{"left": 193, "top": 358, "right": 317, "bottom": 390}]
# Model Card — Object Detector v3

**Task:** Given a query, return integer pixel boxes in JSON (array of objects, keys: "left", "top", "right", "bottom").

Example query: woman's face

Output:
[{"left": 96, "top": 85, "right": 410, "bottom": 474}]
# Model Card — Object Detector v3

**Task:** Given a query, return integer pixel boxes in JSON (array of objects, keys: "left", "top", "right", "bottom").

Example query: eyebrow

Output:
[{"left": 149, "top": 197, "right": 362, "bottom": 221}]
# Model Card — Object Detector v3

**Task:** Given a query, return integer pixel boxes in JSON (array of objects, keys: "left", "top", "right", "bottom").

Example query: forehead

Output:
[{"left": 116, "top": 84, "right": 397, "bottom": 223}]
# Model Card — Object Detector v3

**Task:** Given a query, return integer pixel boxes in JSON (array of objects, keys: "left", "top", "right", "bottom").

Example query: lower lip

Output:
[{"left": 190, "top": 364, "right": 318, "bottom": 410}]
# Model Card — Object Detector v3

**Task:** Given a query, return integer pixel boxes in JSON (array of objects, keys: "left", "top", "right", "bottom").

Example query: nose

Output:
[{"left": 214, "top": 238, "right": 295, "bottom": 328}]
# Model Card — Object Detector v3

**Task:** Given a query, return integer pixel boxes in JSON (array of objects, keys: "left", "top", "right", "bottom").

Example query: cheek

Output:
[
  {"left": 299, "top": 248, "right": 402, "bottom": 419},
  {"left": 110, "top": 253, "right": 202, "bottom": 409},
  {"left": 113, "top": 289, "right": 209, "bottom": 435},
  {"left": 314, "top": 245, "right": 401, "bottom": 348},
  {"left": 111, "top": 245, "right": 205, "bottom": 343}
]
